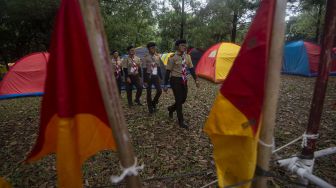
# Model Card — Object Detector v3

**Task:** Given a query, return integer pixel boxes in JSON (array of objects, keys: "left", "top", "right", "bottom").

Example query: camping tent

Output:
[
  {"left": 161, "top": 52, "right": 174, "bottom": 66},
  {"left": 135, "top": 46, "right": 148, "bottom": 59},
  {"left": 188, "top": 48, "right": 204, "bottom": 67},
  {"left": 282, "top": 41, "right": 336, "bottom": 76},
  {"left": 196, "top": 42, "right": 240, "bottom": 83},
  {"left": 0, "top": 52, "right": 49, "bottom": 99}
]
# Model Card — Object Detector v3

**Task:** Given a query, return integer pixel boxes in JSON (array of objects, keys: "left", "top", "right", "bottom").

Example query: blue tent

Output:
[{"left": 282, "top": 41, "right": 336, "bottom": 76}]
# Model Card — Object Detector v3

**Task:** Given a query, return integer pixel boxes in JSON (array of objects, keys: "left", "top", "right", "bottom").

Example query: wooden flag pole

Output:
[
  {"left": 253, "top": 0, "right": 286, "bottom": 187},
  {"left": 78, "top": 0, "right": 142, "bottom": 187},
  {"left": 300, "top": 0, "right": 336, "bottom": 159}
]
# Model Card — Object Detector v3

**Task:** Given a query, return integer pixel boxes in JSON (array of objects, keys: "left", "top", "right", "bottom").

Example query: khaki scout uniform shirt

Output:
[
  {"left": 122, "top": 56, "right": 141, "bottom": 76},
  {"left": 142, "top": 53, "right": 161, "bottom": 75},
  {"left": 111, "top": 57, "right": 122, "bottom": 73},
  {"left": 166, "top": 53, "right": 193, "bottom": 77}
]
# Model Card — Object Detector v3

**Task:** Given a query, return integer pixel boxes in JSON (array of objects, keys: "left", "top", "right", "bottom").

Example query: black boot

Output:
[
  {"left": 148, "top": 106, "right": 154, "bottom": 114},
  {"left": 179, "top": 121, "right": 189, "bottom": 130},
  {"left": 134, "top": 99, "right": 143, "bottom": 106},
  {"left": 152, "top": 101, "right": 157, "bottom": 112},
  {"left": 167, "top": 107, "right": 174, "bottom": 118}
]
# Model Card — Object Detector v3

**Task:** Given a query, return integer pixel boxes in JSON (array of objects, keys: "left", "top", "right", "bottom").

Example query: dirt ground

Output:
[{"left": 0, "top": 75, "right": 335, "bottom": 187}]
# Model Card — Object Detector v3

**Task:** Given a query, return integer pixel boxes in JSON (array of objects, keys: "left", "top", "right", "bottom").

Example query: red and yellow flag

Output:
[
  {"left": 204, "top": 0, "right": 276, "bottom": 187},
  {"left": 26, "top": 0, "right": 116, "bottom": 187}
]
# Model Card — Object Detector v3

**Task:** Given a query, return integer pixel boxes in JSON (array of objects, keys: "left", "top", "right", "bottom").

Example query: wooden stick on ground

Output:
[
  {"left": 78, "top": 0, "right": 142, "bottom": 187},
  {"left": 253, "top": 0, "right": 287, "bottom": 187}
]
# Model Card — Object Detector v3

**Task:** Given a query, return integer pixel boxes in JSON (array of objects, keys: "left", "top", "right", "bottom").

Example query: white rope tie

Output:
[
  {"left": 273, "top": 136, "right": 303, "bottom": 153},
  {"left": 110, "top": 157, "right": 144, "bottom": 184},
  {"left": 199, "top": 179, "right": 218, "bottom": 188},
  {"left": 258, "top": 139, "right": 274, "bottom": 148},
  {"left": 301, "top": 132, "right": 319, "bottom": 148}
]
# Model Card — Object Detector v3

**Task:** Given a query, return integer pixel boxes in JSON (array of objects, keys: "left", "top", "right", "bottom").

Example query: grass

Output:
[{"left": 0, "top": 76, "right": 335, "bottom": 187}]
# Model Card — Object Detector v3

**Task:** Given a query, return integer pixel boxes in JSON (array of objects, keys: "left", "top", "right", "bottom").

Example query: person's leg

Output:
[
  {"left": 125, "top": 78, "right": 133, "bottom": 106},
  {"left": 116, "top": 77, "right": 122, "bottom": 96},
  {"left": 134, "top": 75, "right": 143, "bottom": 105},
  {"left": 174, "top": 82, "right": 187, "bottom": 129},
  {"left": 177, "top": 83, "right": 188, "bottom": 129},
  {"left": 146, "top": 77, "right": 154, "bottom": 113},
  {"left": 168, "top": 77, "right": 179, "bottom": 116},
  {"left": 152, "top": 76, "right": 162, "bottom": 110}
]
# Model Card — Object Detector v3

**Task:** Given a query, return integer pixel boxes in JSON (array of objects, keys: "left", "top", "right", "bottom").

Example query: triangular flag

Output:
[
  {"left": 204, "top": 0, "right": 276, "bottom": 187},
  {"left": 26, "top": 0, "right": 116, "bottom": 187}
]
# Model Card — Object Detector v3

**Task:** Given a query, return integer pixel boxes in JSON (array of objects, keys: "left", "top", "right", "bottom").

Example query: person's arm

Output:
[
  {"left": 123, "top": 68, "right": 129, "bottom": 80},
  {"left": 164, "top": 70, "right": 171, "bottom": 86},
  {"left": 143, "top": 68, "right": 149, "bottom": 83},
  {"left": 138, "top": 66, "right": 142, "bottom": 77},
  {"left": 187, "top": 55, "right": 199, "bottom": 87},
  {"left": 163, "top": 55, "right": 174, "bottom": 91},
  {"left": 158, "top": 66, "right": 163, "bottom": 80},
  {"left": 189, "top": 68, "right": 197, "bottom": 81},
  {"left": 121, "top": 59, "right": 128, "bottom": 80}
]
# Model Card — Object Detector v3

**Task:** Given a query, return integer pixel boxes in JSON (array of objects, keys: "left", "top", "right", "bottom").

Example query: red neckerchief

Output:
[
  {"left": 130, "top": 57, "right": 138, "bottom": 73},
  {"left": 114, "top": 57, "right": 121, "bottom": 78},
  {"left": 181, "top": 53, "right": 187, "bottom": 84},
  {"left": 150, "top": 54, "right": 157, "bottom": 74}
]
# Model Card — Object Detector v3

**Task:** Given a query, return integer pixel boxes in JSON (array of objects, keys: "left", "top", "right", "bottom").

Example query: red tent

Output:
[{"left": 0, "top": 52, "right": 49, "bottom": 99}]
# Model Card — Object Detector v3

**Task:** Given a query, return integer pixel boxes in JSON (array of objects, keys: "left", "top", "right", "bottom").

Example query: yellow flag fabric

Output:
[
  {"left": 205, "top": 94, "right": 259, "bottom": 188},
  {"left": 0, "top": 177, "right": 11, "bottom": 188}
]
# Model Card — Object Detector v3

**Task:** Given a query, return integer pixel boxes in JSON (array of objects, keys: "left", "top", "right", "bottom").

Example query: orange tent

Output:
[{"left": 196, "top": 42, "right": 240, "bottom": 83}]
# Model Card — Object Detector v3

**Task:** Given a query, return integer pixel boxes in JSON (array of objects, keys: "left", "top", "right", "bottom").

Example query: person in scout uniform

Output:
[
  {"left": 122, "top": 45, "right": 143, "bottom": 106},
  {"left": 111, "top": 50, "right": 123, "bottom": 96},
  {"left": 142, "top": 42, "right": 163, "bottom": 114},
  {"left": 163, "top": 39, "right": 200, "bottom": 129}
]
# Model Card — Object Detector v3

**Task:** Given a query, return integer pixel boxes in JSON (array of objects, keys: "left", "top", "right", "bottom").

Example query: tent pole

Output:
[
  {"left": 253, "top": 0, "right": 286, "bottom": 187},
  {"left": 78, "top": 0, "right": 142, "bottom": 187},
  {"left": 300, "top": 0, "right": 336, "bottom": 159}
]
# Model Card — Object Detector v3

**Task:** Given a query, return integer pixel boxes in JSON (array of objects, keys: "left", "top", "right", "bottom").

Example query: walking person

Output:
[
  {"left": 142, "top": 42, "right": 163, "bottom": 114},
  {"left": 164, "top": 39, "right": 200, "bottom": 129},
  {"left": 111, "top": 50, "right": 123, "bottom": 96},
  {"left": 122, "top": 45, "right": 143, "bottom": 106}
]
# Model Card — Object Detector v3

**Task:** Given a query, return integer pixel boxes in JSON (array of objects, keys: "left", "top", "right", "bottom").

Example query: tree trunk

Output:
[
  {"left": 180, "top": 0, "right": 185, "bottom": 39},
  {"left": 315, "top": 2, "right": 323, "bottom": 44},
  {"left": 231, "top": 10, "right": 238, "bottom": 43}
]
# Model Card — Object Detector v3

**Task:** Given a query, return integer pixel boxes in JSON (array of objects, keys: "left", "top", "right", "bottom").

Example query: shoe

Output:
[
  {"left": 148, "top": 107, "right": 154, "bottom": 114},
  {"left": 134, "top": 99, "right": 143, "bottom": 106},
  {"left": 152, "top": 101, "right": 157, "bottom": 112},
  {"left": 128, "top": 103, "right": 134, "bottom": 108},
  {"left": 168, "top": 107, "right": 173, "bottom": 118},
  {"left": 179, "top": 122, "right": 189, "bottom": 130}
]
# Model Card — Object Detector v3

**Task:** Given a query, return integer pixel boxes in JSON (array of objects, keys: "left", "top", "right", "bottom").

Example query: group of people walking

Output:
[{"left": 110, "top": 39, "right": 200, "bottom": 129}]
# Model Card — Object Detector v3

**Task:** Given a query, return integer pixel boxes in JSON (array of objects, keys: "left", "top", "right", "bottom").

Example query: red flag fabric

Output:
[
  {"left": 204, "top": 0, "right": 276, "bottom": 187},
  {"left": 26, "top": 0, "right": 116, "bottom": 187}
]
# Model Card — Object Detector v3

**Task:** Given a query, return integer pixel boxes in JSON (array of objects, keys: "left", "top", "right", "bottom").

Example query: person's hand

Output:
[
  {"left": 163, "top": 85, "right": 168, "bottom": 93},
  {"left": 143, "top": 82, "right": 148, "bottom": 88},
  {"left": 126, "top": 77, "right": 131, "bottom": 84},
  {"left": 195, "top": 80, "right": 200, "bottom": 88}
]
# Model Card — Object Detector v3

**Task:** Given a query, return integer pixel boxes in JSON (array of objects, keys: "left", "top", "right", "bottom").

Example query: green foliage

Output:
[
  {"left": 0, "top": 0, "right": 329, "bottom": 61},
  {"left": 286, "top": 0, "right": 326, "bottom": 43},
  {"left": 0, "top": 0, "right": 59, "bottom": 62},
  {"left": 100, "top": 0, "right": 158, "bottom": 54}
]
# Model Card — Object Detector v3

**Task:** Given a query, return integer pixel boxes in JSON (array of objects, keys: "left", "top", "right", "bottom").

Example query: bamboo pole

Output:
[
  {"left": 78, "top": 0, "right": 142, "bottom": 187},
  {"left": 301, "top": 0, "right": 336, "bottom": 159},
  {"left": 253, "top": 0, "right": 287, "bottom": 187}
]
